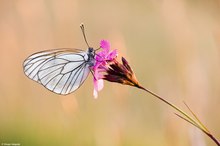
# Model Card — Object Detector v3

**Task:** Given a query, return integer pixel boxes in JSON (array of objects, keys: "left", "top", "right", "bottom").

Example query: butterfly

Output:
[{"left": 23, "top": 24, "right": 97, "bottom": 95}]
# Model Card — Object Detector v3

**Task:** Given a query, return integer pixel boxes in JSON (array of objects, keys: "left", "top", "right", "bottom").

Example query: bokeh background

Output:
[{"left": 1, "top": 0, "right": 220, "bottom": 145}]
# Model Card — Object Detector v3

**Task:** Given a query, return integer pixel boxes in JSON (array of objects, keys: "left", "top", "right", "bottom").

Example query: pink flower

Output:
[{"left": 92, "top": 40, "right": 117, "bottom": 98}]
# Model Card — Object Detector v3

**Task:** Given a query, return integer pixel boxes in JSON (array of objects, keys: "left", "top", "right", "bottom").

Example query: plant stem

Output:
[
  {"left": 136, "top": 84, "right": 220, "bottom": 146},
  {"left": 136, "top": 84, "right": 198, "bottom": 127}
]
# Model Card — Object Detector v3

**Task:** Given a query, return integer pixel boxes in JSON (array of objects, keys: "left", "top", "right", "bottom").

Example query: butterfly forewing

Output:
[{"left": 23, "top": 48, "right": 93, "bottom": 95}]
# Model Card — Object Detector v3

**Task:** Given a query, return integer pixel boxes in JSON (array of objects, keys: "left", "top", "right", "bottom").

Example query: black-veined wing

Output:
[{"left": 23, "top": 48, "right": 92, "bottom": 95}]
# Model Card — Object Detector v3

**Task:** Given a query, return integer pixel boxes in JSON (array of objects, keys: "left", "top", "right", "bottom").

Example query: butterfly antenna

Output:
[
  {"left": 80, "top": 23, "right": 90, "bottom": 48},
  {"left": 95, "top": 47, "right": 101, "bottom": 52}
]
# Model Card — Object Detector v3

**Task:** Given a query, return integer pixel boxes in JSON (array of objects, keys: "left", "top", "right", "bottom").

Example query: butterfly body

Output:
[
  {"left": 23, "top": 48, "right": 96, "bottom": 95},
  {"left": 86, "top": 47, "right": 96, "bottom": 67}
]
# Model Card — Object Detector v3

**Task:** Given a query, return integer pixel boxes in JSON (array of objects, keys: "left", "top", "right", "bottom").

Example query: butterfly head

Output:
[
  {"left": 87, "top": 47, "right": 96, "bottom": 67},
  {"left": 88, "top": 47, "right": 95, "bottom": 57}
]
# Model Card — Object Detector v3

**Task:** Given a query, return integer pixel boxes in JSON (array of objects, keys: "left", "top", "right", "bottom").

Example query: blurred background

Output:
[{"left": 0, "top": 0, "right": 220, "bottom": 145}]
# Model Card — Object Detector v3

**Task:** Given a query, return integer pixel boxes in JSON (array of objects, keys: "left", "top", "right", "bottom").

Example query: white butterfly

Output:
[{"left": 23, "top": 24, "right": 97, "bottom": 95}]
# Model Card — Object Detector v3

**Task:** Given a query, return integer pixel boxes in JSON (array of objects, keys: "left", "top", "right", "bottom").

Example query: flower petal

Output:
[
  {"left": 93, "top": 79, "right": 104, "bottom": 98},
  {"left": 100, "top": 40, "right": 110, "bottom": 52},
  {"left": 107, "top": 49, "right": 118, "bottom": 60},
  {"left": 93, "top": 89, "right": 98, "bottom": 98},
  {"left": 92, "top": 40, "right": 118, "bottom": 98},
  {"left": 97, "top": 79, "right": 104, "bottom": 91}
]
